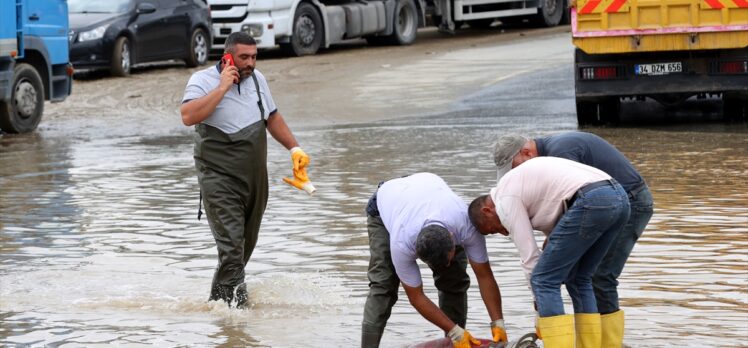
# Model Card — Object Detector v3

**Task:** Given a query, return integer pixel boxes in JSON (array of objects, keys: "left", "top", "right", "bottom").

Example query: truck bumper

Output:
[{"left": 574, "top": 48, "right": 748, "bottom": 101}]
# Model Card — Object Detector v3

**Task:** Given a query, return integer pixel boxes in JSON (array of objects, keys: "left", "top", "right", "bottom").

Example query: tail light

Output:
[
  {"left": 711, "top": 60, "right": 748, "bottom": 74},
  {"left": 580, "top": 66, "right": 621, "bottom": 80}
]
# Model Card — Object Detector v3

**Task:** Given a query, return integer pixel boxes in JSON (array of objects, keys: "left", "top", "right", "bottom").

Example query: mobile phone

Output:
[{"left": 221, "top": 53, "right": 234, "bottom": 67}]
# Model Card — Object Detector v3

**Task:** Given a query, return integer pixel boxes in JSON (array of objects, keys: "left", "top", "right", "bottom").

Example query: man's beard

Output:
[{"left": 239, "top": 66, "right": 254, "bottom": 79}]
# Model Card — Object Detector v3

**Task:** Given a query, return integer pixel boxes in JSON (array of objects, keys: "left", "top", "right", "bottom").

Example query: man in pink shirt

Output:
[{"left": 468, "top": 156, "right": 630, "bottom": 348}]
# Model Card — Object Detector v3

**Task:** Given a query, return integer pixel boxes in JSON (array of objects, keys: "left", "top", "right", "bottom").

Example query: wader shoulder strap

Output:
[{"left": 251, "top": 73, "right": 266, "bottom": 124}]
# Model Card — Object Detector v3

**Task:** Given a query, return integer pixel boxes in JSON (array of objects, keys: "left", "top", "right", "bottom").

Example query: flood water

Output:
[{"left": 2, "top": 71, "right": 748, "bottom": 347}]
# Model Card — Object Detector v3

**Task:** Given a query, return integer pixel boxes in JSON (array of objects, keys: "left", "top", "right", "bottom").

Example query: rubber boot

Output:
[
  {"left": 601, "top": 310, "right": 624, "bottom": 348},
  {"left": 234, "top": 283, "right": 248, "bottom": 309},
  {"left": 361, "top": 323, "right": 384, "bottom": 348},
  {"left": 537, "top": 314, "right": 574, "bottom": 348},
  {"left": 575, "top": 313, "right": 601, "bottom": 348}
]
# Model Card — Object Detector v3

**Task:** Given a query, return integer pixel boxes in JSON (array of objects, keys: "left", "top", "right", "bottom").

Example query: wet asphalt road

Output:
[{"left": 1, "top": 27, "right": 747, "bottom": 347}]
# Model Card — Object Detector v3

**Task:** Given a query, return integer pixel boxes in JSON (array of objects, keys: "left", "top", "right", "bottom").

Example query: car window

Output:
[{"left": 69, "top": 0, "right": 131, "bottom": 13}]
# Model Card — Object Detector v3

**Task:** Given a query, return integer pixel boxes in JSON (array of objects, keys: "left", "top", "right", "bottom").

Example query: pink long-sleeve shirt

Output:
[{"left": 490, "top": 156, "right": 611, "bottom": 282}]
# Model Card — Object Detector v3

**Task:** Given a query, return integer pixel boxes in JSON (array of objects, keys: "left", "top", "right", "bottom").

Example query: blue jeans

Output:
[
  {"left": 531, "top": 180, "right": 630, "bottom": 317},
  {"left": 592, "top": 186, "right": 653, "bottom": 314}
]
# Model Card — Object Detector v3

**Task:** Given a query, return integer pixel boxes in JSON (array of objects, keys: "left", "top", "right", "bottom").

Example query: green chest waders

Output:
[{"left": 193, "top": 73, "right": 267, "bottom": 307}]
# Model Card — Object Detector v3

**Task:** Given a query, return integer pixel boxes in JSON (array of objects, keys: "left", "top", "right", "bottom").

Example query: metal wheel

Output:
[
  {"left": 532, "top": 0, "right": 563, "bottom": 27},
  {"left": 186, "top": 28, "right": 209, "bottom": 67},
  {"left": 281, "top": 2, "right": 323, "bottom": 56},
  {"left": 111, "top": 36, "right": 131, "bottom": 76},
  {"left": 0, "top": 63, "right": 45, "bottom": 133}
]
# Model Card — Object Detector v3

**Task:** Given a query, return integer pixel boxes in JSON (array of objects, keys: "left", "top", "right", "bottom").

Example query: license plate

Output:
[{"left": 635, "top": 62, "right": 682, "bottom": 76}]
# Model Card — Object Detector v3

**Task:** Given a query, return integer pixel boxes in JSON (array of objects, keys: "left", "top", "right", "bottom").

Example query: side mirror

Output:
[{"left": 136, "top": 2, "right": 157, "bottom": 14}]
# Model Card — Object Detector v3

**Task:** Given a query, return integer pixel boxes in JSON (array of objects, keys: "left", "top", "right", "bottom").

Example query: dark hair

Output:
[
  {"left": 225, "top": 32, "right": 257, "bottom": 52},
  {"left": 468, "top": 195, "right": 490, "bottom": 228},
  {"left": 416, "top": 225, "right": 454, "bottom": 271}
]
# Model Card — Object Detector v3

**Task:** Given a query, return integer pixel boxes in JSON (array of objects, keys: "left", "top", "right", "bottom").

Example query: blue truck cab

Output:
[{"left": 1, "top": 0, "right": 73, "bottom": 133}]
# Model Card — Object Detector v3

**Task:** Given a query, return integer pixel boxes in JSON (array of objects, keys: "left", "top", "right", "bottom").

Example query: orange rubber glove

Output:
[
  {"left": 491, "top": 319, "right": 508, "bottom": 343},
  {"left": 290, "top": 147, "right": 310, "bottom": 172},
  {"left": 447, "top": 325, "right": 480, "bottom": 348},
  {"left": 283, "top": 166, "right": 315, "bottom": 194}
]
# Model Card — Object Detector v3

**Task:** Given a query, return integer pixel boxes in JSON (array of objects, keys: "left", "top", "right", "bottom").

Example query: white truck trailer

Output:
[{"left": 207, "top": 0, "right": 567, "bottom": 56}]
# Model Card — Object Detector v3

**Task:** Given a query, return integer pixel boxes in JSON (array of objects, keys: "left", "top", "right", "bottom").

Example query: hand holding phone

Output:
[
  {"left": 221, "top": 53, "right": 235, "bottom": 68},
  {"left": 220, "top": 53, "right": 239, "bottom": 85}
]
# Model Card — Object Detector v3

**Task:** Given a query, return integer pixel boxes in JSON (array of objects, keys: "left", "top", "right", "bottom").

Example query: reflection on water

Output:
[{"left": 1, "top": 118, "right": 747, "bottom": 347}]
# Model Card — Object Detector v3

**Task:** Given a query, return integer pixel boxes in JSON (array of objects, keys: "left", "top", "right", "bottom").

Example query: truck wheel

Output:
[
  {"left": 111, "top": 36, "right": 131, "bottom": 77},
  {"left": 599, "top": 97, "right": 621, "bottom": 124},
  {"left": 0, "top": 63, "right": 45, "bottom": 134},
  {"left": 390, "top": 0, "right": 418, "bottom": 44},
  {"left": 724, "top": 97, "right": 747, "bottom": 122},
  {"left": 185, "top": 28, "right": 209, "bottom": 67},
  {"left": 576, "top": 99, "right": 598, "bottom": 126},
  {"left": 281, "top": 2, "right": 323, "bottom": 56},
  {"left": 532, "top": 0, "right": 564, "bottom": 27}
]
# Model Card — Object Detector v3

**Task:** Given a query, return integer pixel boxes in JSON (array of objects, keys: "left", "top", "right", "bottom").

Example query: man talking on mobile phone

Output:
[{"left": 180, "top": 32, "right": 311, "bottom": 308}]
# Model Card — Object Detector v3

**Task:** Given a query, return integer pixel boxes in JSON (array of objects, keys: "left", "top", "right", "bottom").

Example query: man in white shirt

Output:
[
  {"left": 468, "top": 157, "right": 630, "bottom": 348},
  {"left": 361, "top": 173, "right": 506, "bottom": 348}
]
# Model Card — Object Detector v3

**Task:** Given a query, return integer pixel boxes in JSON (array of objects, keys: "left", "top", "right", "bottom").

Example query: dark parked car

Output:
[{"left": 68, "top": 0, "right": 212, "bottom": 76}]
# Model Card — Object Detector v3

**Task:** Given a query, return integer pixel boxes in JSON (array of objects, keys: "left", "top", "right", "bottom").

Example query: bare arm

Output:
[
  {"left": 180, "top": 65, "right": 239, "bottom": 126},
  {"left": 266, "top": 111, "right": 300, "bottom": 150},
  {"left": 402, "top": 283, "right": 455, "bottom": 332},
  {"left": 470, "top": 260, "right": 503, "bottom": 322}
]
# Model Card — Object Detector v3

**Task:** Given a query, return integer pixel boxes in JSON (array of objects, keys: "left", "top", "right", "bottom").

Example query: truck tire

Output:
[
  {"left": 389, "top": 0, "right": 419, "bottom": 44},
  {"left": 185, "top": 28, "right": 209, "bottom": 67},
  {"left": 0, "top": 63, "right": 45, "bottom": 134},
  {"left": 599, "top": 97, "right": 621, "bottom": 124},
  {"left": 281, "top": 3, "right": 323, "bottom": 56},
  {"left": 575, "top": 99, "right": 598, "bottom": 126},
  {"left": 532, "top": 0, "right": 564, "bottom": 27},
  {"left": 724, "top": 97, "right": 747, "bottom": 122},
  {"left": 111, "top": 36, "right": 131, "bottom": 77}
]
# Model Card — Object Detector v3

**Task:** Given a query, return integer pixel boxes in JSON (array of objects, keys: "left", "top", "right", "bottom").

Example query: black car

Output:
[{"left": 68, "top": 0, "right": 212, "bottom": 76}]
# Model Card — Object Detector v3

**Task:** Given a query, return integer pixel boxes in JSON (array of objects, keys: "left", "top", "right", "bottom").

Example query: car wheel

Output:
[
  {"left": 532, "top": 0, "right": 564, "bottom": 27},
  {"left": 111, "top": 36, "right": 131, "bottom": 77},
  {"left": 281, "top": 2, "right": 323, "bottom": 56},
  {"left": 0, "top": 63, "right": 45, "bottom": 133},
  {"left": 186, "top": 28, "right": 209, "bottom": 67}
]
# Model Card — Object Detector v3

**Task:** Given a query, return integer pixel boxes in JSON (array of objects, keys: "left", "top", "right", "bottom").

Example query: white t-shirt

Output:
[
  {"left": 182, "top": 65, "right": 277, "bottom": 134},
  {"left": 490, "top": 156, "right": 611, "bottom": 282},
  {"left": 377, "top": 173, "right": 489, "bottom": 287}
]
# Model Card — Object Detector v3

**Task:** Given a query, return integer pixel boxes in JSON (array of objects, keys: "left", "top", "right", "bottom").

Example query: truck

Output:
[
  {"left": 1, "top": 0, "right": 73, "bottom": 134},
  {"left": 572, "top": 0, "right": 748, "bottom": 125},
  {"left": 206, "top": 0, "right": 569, "bottom": 56}
]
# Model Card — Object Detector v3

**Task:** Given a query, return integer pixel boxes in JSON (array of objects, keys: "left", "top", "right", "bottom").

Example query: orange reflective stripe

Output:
[
  {"left": 731, "top": 0, "right": 748, "bottom": 7},
  {"left": 605, "top": 0, "right": 628, "bottom": 12},
  {"left": 579, "top": 0, "right": 602, "bottom": 14},
  {"left": 704, "top": 0, "right": 724, "bottom": 8}
]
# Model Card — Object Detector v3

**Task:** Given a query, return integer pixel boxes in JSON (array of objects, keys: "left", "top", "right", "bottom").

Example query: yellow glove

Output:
[
  {"left": 447, "top": 325, "right": 480, "bottom": 348},
  {"left": 491, "top": 319, "right": 508, "bottom": 343},
  {"left": 290, "top": 147, "right": 310, "bottom": 172},
  {"left": 283, "top": 167, "right": 316, "bottom": 194}
]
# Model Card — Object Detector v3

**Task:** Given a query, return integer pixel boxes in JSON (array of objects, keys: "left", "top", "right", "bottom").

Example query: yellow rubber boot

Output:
[
  {"left": 601, "top": 310, "right": 624, "bottom": 348},
  {"left": 537, "top": 314, "right": 574, "bottom": 348},
  {"left": 574, "top": 313, "right": 601, "bottom": 348}
]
